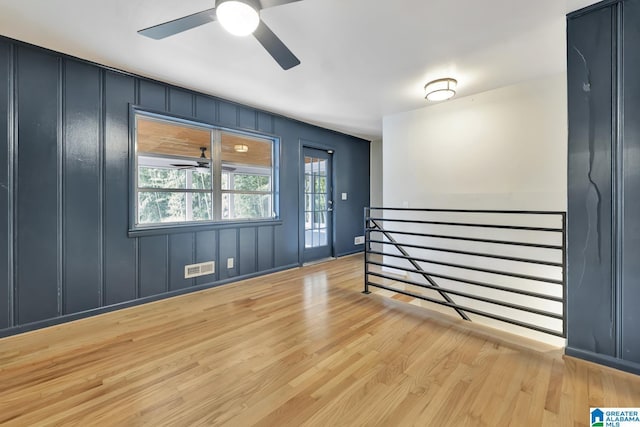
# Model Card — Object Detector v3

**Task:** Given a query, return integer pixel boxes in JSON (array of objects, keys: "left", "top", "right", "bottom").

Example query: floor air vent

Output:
[{"left": 184, "top": 261, "right": 215, "bottom": 279}]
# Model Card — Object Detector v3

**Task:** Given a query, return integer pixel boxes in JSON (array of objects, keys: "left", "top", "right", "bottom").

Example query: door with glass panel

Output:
[{"left": 302, "top": 147, "right": 333, "bottom": 263}]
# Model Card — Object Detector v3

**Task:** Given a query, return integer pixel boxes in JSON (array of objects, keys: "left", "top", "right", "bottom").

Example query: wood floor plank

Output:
[{"left": 0, "top": 254, "right": 639, "bottom": 426}]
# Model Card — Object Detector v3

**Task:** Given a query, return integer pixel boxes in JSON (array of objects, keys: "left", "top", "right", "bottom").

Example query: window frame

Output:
[{"left": 129, "top": 107, "right": 280, "bottom": 236}]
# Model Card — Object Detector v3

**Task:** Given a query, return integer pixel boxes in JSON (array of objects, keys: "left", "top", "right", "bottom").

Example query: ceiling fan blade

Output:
[
  {"left": 171, "top": 164, "right": 196, "bottom": 168},
  {"left": 138, "top": 8, "right": 217, "bottom": 40},
  {"left": 253, "top": 20, "right": 300, "bottom": 70},
  {"left": 259, "top": 0, "right": 302, "bottom": 9}
]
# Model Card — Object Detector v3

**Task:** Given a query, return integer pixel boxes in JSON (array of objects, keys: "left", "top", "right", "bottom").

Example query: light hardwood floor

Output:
[{"left": 0, "top": 254, "right": 638, "bottom": 426}]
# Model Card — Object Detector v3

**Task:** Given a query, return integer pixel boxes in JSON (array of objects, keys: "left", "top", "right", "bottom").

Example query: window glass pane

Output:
[
  {"left": 315, "top": 195, "right": 326, "bottom": 211},
  {"left": 222, "top": 193, "right": 230, "bottom": 219},
  {"left": 138, "top": 166, "right": 186, "bottom": 189},
  {"left": 138, "top": 192, "right": 213, "bottom": 224},
  {"left": 314, "top": 176, "right": 326, "bottom": 193},
  {"left": 318, "top": 159, "right": 327, "bottom": 176},
  {"left": 318, "top": 229, "right": 328, "bottom": 247},
  {"left": 305, "top": 229, "right": 328, "bottom": 248},
  {"left": 138, "top": 192, "right": 186, "bottom": 224},
  {"left": 137, "top": 116, "right": 211, "bottom": 159},
  {"left": 314, "top": 211, "right": 327, "bottom": 228},
  {"left": 190, "top": 169, "right": 212, "bottom": 190},
  {"left": 191, "top": 193, "right": 213, "bottom": 221},
  {"left": 232, "top": 174, "right": 271, "bottom": 191},
  {"left": 305, "top": 212, "right": 312, "bottom": 230},
  {"left": 219, "top": 132, "right": 275, "bottom": 221},
  {"left": 221, "top": 132, "right": 272, "bottom": 168},
  {"left": 305, "top": 194, "right": 312, "bottom": 211},
  {"left": 137, "top": 116, "right": 212, "bottom": 189},
  {"left": 221, "top": 171, "right": 230, "bottom": 190},
  {"left": 222, "top": 193, "right": 272, "bottom": 220},
  {"left": 305, "top": 174, "right": 312, "bottom": 192}
]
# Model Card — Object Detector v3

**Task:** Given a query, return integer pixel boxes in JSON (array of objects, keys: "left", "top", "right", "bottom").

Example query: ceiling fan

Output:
[
  {"left": 171, "top": 147, "right": 211, "bottom": 169},
  {"left": 138, "top": 0, "right": 302, "bottom": 70}
]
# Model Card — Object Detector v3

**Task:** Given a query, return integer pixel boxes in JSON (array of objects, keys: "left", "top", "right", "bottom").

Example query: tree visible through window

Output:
[
  {"left": 137, "top": 167, "right": 213, "bottom": 223},
  {"left": 134, "top": 112, "right": 276, "bottom": 227}
]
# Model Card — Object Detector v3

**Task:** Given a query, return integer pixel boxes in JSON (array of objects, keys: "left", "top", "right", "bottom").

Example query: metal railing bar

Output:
[
  {"left": 367, "top": 251, "right": 562, "bottom": 285},
  {"left": 364, "top": 208, "right": 370, "bottom": 293},
  {"left": 363, "top": 207, "right": 567, "bottom": 339},
  {"left": 561, "top": 213, "right": 567, "bottom": 338},
  {"left": 368, "top": 207, "right": 566, "bottom": 215},
  {"left": 367, "top": 272, "right": 563, "bottom": 319},
  {"left": 366, "top": 282, "right": 564, "bottom": 337},
  {"left": 366, "top": 243, "right": 562, "bottom": 267},
  {"left": 366, "top": 229, "right": 563, "bottom": 250},
  {"left": 138, "top": 188, "right": 211, "bottom": 194},
  {"left": 366, "top": 262, "right": 563, "bottom": 301},
  {"left": 367, "top": 217, "right": 563, "bottom": 233},
  {"left": 369, "top": 220, "right": 470, "bottom": 321}
]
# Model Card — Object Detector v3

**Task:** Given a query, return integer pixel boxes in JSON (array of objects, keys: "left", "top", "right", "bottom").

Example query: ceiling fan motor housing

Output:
[
  {"left": 216, "top": 0, "right": 262, "bottom": 11},
  {"left": 216, "top": 0, "right": 262, "bottom": 36}
]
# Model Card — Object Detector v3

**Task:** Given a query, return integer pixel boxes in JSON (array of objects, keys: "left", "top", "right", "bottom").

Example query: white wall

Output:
[
  {"left": 383, "top": 73, "right": 567, "bottom": 211},
  {"left": 380, "top": 73, "right": 567, "bottom": 346}
]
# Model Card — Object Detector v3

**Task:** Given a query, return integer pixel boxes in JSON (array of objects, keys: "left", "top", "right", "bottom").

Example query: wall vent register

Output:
[{"left": 184, "top": 261, "right": 215, "bottom": 279}]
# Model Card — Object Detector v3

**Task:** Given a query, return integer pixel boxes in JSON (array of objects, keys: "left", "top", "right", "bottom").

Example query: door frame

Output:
[{"left": 298, "top": 139, "right": 337, "bottom": 265}]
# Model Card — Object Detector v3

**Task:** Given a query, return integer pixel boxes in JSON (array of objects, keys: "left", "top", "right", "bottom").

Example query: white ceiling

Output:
[{"left": 0, "top": 0, "right": 597, "bottom": 140}]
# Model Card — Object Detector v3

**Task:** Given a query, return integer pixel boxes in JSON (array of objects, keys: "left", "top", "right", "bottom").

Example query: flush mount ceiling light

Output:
[
  {"left": 424, "top": 78, "right": 457, "bottom": 102},
  {"left": 234, "top": 144, "right": 249, "bottom": 153},
  {"left": 216, "top": 0, "right": 260, "bottom": 36}
]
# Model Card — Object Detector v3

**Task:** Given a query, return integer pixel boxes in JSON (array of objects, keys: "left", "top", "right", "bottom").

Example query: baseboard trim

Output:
[
  {"left": 336, "top": 248, "right": 364, "bottom": 258},
  {"left": 0, "top": 263, "right": 299, "bottom": 339},
  {"left": 565, "top": 346, "right": 640, "bottom": 375}
]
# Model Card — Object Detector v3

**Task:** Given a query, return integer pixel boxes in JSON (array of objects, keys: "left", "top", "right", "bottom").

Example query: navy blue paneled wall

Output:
[
  {"left": 567, "top": 4, "right": 615, "bottom": 357},
  {"left": 566, "top": 0, "right": 640, "bottom": 375},
  {"left": 0, "top": 36, "right": 370, "bottom": 336}
]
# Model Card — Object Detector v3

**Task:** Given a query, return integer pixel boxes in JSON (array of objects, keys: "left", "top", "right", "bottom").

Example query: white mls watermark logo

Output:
[{"left": 591, "top": 408, "right": 640, "bottom": 427}]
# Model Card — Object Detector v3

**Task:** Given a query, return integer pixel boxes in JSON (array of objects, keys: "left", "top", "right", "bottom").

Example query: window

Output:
[{"left": 134, "top": 112, "right": 276, "bottom": 228}]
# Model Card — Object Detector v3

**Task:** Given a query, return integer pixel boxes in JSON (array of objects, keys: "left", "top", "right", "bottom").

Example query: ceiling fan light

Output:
[
  {"left": 234, "top": 144, "right": 249, "bottom": 153},
  {"left": 216, "top": 0, "right": 260, "bottom": 36},
  {"left": 424, "top": 78, "right": 457, "bottom": 102}
]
